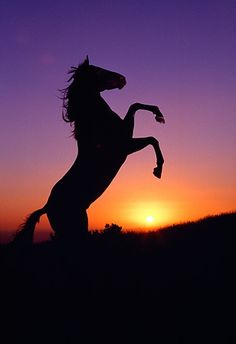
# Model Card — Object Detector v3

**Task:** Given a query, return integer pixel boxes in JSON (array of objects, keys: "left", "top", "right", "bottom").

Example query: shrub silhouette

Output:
[{"left": 103, "top": 223, "right": 123, "bottom": 235}]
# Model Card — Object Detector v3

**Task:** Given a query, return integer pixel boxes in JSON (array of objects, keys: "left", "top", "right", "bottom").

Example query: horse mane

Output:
[{"left": 61, "top": 59, "right": 89, "bottom": 139}]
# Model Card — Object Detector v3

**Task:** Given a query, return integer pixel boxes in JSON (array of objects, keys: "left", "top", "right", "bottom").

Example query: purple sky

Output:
[{"left": 1, "top": 0, "right": 235, "bottom": 239}]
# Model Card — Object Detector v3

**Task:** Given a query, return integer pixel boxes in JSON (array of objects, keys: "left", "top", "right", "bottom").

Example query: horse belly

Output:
[{"left": 88, "top": 154, "right": 127, "bottom": 204}]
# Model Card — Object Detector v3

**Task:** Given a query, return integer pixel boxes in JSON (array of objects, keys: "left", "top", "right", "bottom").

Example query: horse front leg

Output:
[
  {"left": 127, "top": 137, "right": 164, "bottom": 179},
  {"left": 123, "top": 103, "right": 165, "bottom": 133}
]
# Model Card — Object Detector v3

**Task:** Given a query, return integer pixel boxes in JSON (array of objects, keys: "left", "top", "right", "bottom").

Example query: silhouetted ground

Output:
[{"left": 1, "top": 213, "right": 235, "bottom": 343}]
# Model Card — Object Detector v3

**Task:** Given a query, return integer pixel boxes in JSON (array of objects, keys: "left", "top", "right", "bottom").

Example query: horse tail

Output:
[{"left": 12, "top": 207, "right": 47, "bottom": 245}]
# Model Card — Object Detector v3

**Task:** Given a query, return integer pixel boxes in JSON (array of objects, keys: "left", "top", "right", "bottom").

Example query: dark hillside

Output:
[{"left": 1, "top": 212, "right": 235, "bottom": 343}]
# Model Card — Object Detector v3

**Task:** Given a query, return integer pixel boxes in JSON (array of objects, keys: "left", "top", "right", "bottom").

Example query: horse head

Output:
[{"left": 67, "top": 56, "right": 126, "bottom": 92}]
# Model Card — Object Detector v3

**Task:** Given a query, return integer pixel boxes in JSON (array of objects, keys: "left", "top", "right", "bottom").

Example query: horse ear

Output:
[
  {"left": 85, "top": 55, "right": 89, "bottom": 65},
  {"left": 76, "top": 56, "right": 89, "bottom": 73}
]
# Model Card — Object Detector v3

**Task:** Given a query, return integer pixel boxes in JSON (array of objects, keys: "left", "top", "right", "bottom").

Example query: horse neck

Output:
[
  {"left": 86, "top": 90, "right": 110, "bottom": 111},
  {"left": 75, "top": 88, "right": 114, "bottom": 129},
  {"left": 73, "top": 89, "right": 110, "bottom": 151},
  {"left": 77, "top": 87, "right": 106, "bottom": 110}
]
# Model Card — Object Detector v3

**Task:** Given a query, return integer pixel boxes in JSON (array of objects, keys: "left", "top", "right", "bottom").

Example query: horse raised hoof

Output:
[
  {"left": 152, "top": 106, "right": 165, "bottom": 124},
  {"left": 155, "top": 115, "right": 165, "bottom": 124},
  {"left": 153, "top": 166, "right": 163, "bottom": 179}
]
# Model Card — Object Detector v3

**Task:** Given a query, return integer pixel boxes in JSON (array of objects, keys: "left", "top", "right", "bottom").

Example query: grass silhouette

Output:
[{"left": 1, "top": 212, "right": 235, "bottom": 343}]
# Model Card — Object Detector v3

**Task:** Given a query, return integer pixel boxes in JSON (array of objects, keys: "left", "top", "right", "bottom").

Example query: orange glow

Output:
[{"left": 0, "top": 136, "right": 235, "bottom": 243}]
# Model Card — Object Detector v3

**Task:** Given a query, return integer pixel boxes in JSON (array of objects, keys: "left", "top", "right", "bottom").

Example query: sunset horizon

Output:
[{"left": 1, "top": 210, "right": 235, "bottom": 245}]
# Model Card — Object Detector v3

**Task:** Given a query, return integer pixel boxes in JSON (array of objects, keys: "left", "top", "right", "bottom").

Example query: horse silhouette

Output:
[{"left": 13, "top": 56, "right": 165, "bottom": 244}]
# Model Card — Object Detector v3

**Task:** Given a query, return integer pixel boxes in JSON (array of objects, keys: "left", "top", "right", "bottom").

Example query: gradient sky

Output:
[{"left": 1, "top": 0, "right": 235, "bottom": 242}]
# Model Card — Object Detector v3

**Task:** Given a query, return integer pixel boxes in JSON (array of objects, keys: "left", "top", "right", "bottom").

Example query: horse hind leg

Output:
[{"left": 47, "top": 207, "right": 88, "bottom": 243}]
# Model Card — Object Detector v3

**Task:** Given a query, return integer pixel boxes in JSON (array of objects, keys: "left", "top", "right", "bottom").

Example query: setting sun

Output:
[
  {"left": 146, "top": 215, "right": 154, "bottom": 224},
  {"left": 120, "top": 200, "right": 176, "bottom": 230}
]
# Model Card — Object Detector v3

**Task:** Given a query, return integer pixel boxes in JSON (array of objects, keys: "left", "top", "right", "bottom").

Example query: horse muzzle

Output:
[{"left": 118, "top": 76, "right": 127, "bottom": 89}]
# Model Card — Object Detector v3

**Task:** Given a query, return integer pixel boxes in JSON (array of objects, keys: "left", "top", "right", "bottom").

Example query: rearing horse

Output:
[{"left": 13, "top": 57, "right": 165, "bottom": 244}]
